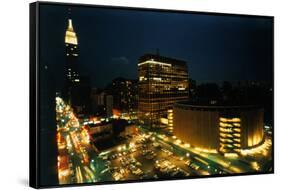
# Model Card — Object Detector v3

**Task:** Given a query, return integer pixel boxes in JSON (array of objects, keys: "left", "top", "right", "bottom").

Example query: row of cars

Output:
[
  {"left": 142, "top": 149, "right": 157, "bottom": 160},
  {"left": 120, "top": 156, "right": 144, "bottom": 176},
  {"left": 162, "top": 148, "right": 173, "bottom": 156},
  {"left": 108, "top": 155, "right": 145, "bottom": 181},
  {"left": 100, "top": 132, "right": 190, "bottom": 181},
  {"left": 111, "top": 167, "right": 126, "bottom": 181},
  {"left": 154, "top": 159, "right": 189, "bottom": 178}
]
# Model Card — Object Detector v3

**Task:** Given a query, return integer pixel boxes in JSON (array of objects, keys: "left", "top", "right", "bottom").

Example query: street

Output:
[{"left": 55, "top": 97, "right": 272, "bottom": 185}]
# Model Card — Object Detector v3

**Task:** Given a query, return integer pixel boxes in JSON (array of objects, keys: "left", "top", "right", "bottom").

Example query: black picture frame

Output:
[{"left": 30, "top": 1, "right": 274, "bottom": 188}]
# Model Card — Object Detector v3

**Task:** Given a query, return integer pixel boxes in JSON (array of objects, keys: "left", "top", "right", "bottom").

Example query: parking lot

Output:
[{"left": 97, "top": 133, "right": 206, "bottom": 181}]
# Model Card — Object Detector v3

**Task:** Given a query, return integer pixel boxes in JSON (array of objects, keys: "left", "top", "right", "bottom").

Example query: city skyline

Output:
[{"left": 40, "top": 5, "right": 273, "bottom": 89}]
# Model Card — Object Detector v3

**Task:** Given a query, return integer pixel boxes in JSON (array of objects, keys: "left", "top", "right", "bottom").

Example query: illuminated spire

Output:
[
  {"left": 65, "top": 19, "right": 78, "bottom": 45},
  {"left": 67, "top": 19, "right": 74, "bottom": 32}
]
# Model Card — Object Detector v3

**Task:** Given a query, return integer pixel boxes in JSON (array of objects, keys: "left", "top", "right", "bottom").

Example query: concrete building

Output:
[{"left": 173, "top": 101, "right": 264, "bottom": 155}]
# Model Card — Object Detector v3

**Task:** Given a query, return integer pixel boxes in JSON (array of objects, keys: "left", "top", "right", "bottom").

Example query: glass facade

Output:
[{"left": 138, "top": 54, "right": 189, "bottom": 127}]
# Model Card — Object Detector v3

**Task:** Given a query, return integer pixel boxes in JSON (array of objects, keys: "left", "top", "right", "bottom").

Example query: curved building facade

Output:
[{"left": 173, "top": 102, "right": 264, "bottom": 154}]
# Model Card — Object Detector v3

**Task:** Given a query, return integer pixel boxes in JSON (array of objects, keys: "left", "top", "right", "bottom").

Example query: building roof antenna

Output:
[{"left": 68, "top": 8, "right": 72, "bottom": 18}]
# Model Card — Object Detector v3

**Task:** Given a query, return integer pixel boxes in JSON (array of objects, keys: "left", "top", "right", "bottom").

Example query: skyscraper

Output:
[
  {"left": 63, "top": 18, "right": 80, "bottom": 105},
  {"left": 138, "top": 54, "right": 189, "bottom": 127},
  {"left": 63, "top": 18, "right": 91, "bottom": 115},
  {"left": 65, "top": 19, "right": 79, "bottom": 85}
]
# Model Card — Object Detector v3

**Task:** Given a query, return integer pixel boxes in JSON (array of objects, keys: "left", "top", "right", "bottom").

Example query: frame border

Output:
[{"left": 29, "top": 1, "right": 274, "bottom": 188}]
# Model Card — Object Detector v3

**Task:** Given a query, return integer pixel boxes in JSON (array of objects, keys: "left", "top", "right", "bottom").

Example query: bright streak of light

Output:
[
  {"left": 75, "top": 166, "right": 83, "bottom": 183},
  {"left": 84, "top": 166, "right": 95, "bottom": 181}
]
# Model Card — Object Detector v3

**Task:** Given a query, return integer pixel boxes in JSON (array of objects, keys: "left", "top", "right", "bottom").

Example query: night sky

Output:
[{"left": 39, "top": 3, "right": 273, "bottom": 89}]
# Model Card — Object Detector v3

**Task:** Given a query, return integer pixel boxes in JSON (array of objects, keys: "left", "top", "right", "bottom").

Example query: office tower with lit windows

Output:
[{"left": 138, "top": 54, "right": 189, "bottom": 127}]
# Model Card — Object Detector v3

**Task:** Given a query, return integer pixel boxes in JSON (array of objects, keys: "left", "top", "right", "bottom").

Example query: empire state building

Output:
[
  {"left": 63, "top": 18, "right": 91, "bottom": 115},
  {"left": 65, "top": 19, "right": 80, "bottom": 85},
  {"left": 64, "top": 18, "right": 80, "bottom": 106}
]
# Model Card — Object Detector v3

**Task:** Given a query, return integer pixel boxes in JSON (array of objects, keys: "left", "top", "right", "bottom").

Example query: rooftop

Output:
[
  {"left": 175, "top": 100, "right": 262, "bottom": 110},
  {"left": 138, "top": 54, "right": 187, "bottom": 67}
]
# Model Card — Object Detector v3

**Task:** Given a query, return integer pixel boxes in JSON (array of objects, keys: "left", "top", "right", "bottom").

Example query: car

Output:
[
  {"left": 130, "top": 148, "right": 137, "bottom": 152},
  {"left": 132, "top": 168, "right": 143, "bottom": 176},
  {"left": 177, "top": 157, "right": 184, "bottom": 161},
  {"left": 101, "top": 155, "right": 108, "bottom": 160},
  {"left": 112, "top": 172, "right": 123, "bottom": 180},
  {"left": 153, "top": 143, "right": 160, "bottom": 147},
  {"left": 189, "top": 163, "right": 200, "bottom": 170},
  {"left": 101, "top": 168, "right": 110, "bottom": 174},
  {"left": 140, "top": 174, "right": 151, "bottom": 180},
  {"left": 170, "top": 170, "right": 179, "bottom": 177},
  {"left": 109, "top": 155, "right": 115, "bottom": 160},
  {"left": 122, "top": 152, "right": 127, "bottom": 155},
  {"left": 185, "top": 160, "right": 191, "bottom": 166},
  {"left": 146, "top": 154, "right": 155, "bottom": 160}
]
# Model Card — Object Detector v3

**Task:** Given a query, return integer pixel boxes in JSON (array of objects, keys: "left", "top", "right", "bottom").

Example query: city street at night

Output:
[{"left": 56, "top": 97, "right": 272, "bottom": 185}]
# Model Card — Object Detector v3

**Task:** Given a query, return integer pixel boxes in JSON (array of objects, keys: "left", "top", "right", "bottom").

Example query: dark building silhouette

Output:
[
  {"left": 188, "top": 78, "right": 197, "bottom": 99},
  {"left": 106, "top": 95, "right": 113, "bottom": 117},
  {"left": 196, "top": 83, "right": 221, "bottom": 102},
  {"left": 107, "top": 77, "right": 138, "bottom": 113},
  {"left": 90, "top": 88, "right": 114, "bottom": 117}
]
